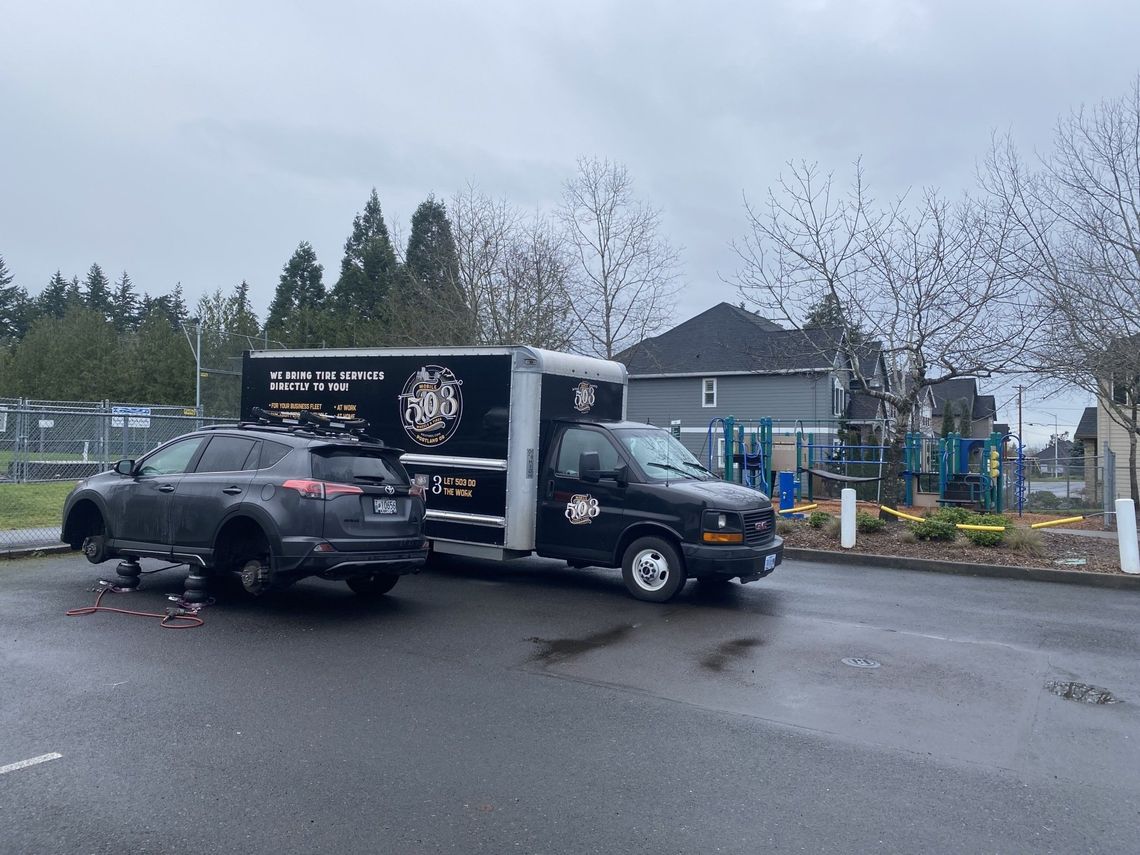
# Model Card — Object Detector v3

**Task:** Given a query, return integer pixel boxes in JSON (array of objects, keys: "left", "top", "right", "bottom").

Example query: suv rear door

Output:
[{"left": 310, "top": 445, "right": 423, "bottom": 551}]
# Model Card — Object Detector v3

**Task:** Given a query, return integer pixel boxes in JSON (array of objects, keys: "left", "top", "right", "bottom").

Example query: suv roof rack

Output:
[{"left": 201, "top": 408, "right": 386, "bottom": 445}]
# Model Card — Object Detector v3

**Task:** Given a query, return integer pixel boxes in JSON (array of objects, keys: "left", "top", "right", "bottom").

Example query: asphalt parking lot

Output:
[{"left": 2, "top": 553, "right": 1138, "bottom": 854}]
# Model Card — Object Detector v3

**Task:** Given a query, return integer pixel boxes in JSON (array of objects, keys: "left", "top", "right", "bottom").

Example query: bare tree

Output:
[
  {"left": 559, "top": 157, "right": 681, "bottom": 359},
  {"left": 448, "top": 184, "right": 583, "bottom": 350},
  {"left": 983, "top": 78, "right": 1140, "bottom": 506},
  {"left": 733, "top": 161, "right": 1033, "bottom": 505}
]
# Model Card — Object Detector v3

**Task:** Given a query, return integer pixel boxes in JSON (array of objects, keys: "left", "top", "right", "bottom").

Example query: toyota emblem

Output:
[{"left": 384, "top": 485, "right": 395, "bottom": 495}]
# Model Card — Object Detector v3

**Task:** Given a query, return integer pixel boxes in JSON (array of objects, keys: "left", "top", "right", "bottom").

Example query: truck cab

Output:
[{"left": 535, "top": 419, "right": 782, "bottom": 601}]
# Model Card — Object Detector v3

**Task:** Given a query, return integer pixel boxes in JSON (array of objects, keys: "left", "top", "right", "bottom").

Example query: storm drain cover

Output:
[
  {"left": 1044, "top": 680, "right": 1120, "bottom": 704},
  {"left": 842, "top": 657, "right": 881, "bottom": 669}
]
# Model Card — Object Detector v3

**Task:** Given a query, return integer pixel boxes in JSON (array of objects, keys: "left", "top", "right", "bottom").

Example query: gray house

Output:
[{"left": 616, "top": 303, "right": 881, "bottom": 464}]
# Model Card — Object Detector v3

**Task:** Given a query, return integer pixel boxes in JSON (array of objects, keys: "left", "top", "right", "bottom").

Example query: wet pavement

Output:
[{"left": 2, "top": 552, "right": 1138, "bottom": 854}]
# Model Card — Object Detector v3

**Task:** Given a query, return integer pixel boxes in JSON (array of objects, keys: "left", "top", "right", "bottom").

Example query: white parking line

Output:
[{"left": 0, "top": 753, "right": 63, "bottom": 775}]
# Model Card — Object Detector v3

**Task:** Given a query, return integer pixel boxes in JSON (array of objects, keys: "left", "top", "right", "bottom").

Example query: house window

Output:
[
  {"left": 832, "top": 378, "right": 846, "bottom": 417},
  {"left": 702, "top": 378, "right": 717, "bottom": 408},
  {"left": 1112, "top": 377, "right": 1134, "bottom": 405}
]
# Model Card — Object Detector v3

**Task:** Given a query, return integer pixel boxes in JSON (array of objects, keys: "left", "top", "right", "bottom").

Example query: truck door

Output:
[{"left": 536, "top": 425, "right": 626, "bottom": 563}]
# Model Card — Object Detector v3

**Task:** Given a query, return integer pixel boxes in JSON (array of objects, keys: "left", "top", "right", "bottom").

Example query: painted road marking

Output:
[{"left": 0, "top": 753, "right": 63, "bottom": 775}]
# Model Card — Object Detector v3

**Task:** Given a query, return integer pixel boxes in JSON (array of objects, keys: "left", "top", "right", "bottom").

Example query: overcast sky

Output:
[{"left": 3, "top": 0, "right": 1136, "bottom": 446}]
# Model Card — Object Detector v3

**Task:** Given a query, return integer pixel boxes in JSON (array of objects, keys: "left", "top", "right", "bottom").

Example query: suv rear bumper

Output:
[
  {"left": 682, "top": 536, "right": 783, "bottom": 582},
  {"left": 277, "top": 536, "right": 429, "bottom": 579}
]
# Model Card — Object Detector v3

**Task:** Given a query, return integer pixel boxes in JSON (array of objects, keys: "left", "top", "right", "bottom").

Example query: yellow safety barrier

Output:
[
  {"left": 1030, "top": 515, "right": 1085, "bottom": 530},
  {"left": 879, "top": 505, "right": 925, "bottom": 523},
  {"left": 956, "top": 523, "right": 1006, "bottom": 532},
  {"left": 778, "top": 504, "right": 818, "bottom": 515}
]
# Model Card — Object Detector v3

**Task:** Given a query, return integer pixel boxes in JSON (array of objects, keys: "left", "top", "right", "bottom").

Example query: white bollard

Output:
[
  {"left": 1117, "top": 498, "right": 1139, "bottom": 574},
  {"left": 841, "top": 488, "right": 856, "bottom": 549}
]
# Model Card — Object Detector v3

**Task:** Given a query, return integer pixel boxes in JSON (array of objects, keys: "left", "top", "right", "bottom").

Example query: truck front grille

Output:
[{"left": 742, "top": 508, "right": 775, "bottom": 545}]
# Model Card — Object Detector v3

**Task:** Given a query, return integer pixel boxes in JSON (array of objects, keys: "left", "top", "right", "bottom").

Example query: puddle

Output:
[
  {"left": 1044, "top": 680, "right": 1120, "bottom": 704},
  {"left": 700, "top": 637, "right": 764, "bottom": 672},
  {"left": 527, "top": 625, "right": 634, "bottom": 664}
]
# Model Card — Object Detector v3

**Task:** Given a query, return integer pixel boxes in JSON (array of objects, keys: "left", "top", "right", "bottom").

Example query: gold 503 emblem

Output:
[
  {"left": 573, "top": 381, "right": 597, "bottom": 414},
  {"left": 565, "top": 493, "right": 601, "bottom": 525},
  {"left": 399, "top": 365, "right": 463, "bottom": 448}
]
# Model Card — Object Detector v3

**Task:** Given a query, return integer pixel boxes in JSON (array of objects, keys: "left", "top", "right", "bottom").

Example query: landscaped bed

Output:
[{"left": 777, "top": 499, "right": 1127, "bottom": 575}]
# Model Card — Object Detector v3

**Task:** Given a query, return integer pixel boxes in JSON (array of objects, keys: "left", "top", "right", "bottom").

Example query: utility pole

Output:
[{"left": 1017, "top": 385, "right": 1023, "bottom": 446}]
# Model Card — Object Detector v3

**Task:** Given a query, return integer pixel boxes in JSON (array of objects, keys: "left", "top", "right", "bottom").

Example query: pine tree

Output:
[
  {"left": 65, "top": 275, "right": 83, "bottom": 309},
  {"left": 227, "top": 280, "right": 260, "bottom": 337},
  {"left": 38, "top": 271, "right": 70, "bottom": 319},
  {"left": 398, "top": 197, "right": 472, "bottom": 343},
  {"left": 6, "top": 306, "right": 126, "bottom": 399},
  {"left": 805, "top": 293, "right": 847, "bottom": 329},
  {"left": 122, "top": 307, "right": 195, "bottom": 403},
  {"left": 267, "top": 242, "right": 325, "bottom": 346},
  {"left": 111, "top": 271, "right": 139, "bottom": 331},
  {"left": 84, "top": 263, "right": 113, "bottom": 321},
  {"left": 330, "top": 189, "right": 398, "bottom": 344},
  {"left": 0, "top": 254, "right": 31, "bottom": 341}
]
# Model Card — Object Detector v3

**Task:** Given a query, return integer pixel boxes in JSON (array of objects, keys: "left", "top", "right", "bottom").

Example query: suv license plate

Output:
[
  {"left": 373, "top": 498, "right": 398, "bottom": 515},
  {"left": 764, "top": 554, "right": 776, "bottom": 571}
]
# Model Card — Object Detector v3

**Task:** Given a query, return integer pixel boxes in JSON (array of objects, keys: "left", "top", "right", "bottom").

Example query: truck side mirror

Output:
[
  {"left": 114, "top": 459, "right": 136, "bottom": 476},
  {"left": 579, "top": 451, "right": 601, "bottom": 483}
]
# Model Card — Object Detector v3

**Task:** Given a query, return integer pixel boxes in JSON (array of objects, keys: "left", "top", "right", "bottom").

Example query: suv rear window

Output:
[{"left": 311, "top": 448, "right": 408, "bottom": 485}]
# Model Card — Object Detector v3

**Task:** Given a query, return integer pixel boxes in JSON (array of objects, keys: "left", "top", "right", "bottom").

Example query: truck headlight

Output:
[{"left": 702, "top": 511, "right": 744, "bottom": 543}]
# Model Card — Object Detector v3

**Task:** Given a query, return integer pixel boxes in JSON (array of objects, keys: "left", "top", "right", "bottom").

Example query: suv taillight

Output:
[{"left": 282, "top": 479, "right": 364, "bottom": 500}]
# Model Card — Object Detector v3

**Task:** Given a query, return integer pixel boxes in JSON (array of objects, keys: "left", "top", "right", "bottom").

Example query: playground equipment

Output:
[{"left": 705, "top": 417, "right": 1028, "bottom": 514}]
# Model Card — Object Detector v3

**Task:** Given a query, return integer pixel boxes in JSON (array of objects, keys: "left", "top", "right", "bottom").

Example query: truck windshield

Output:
[{"left": 614, "top": 428, "right": 715, "bottom": 481}]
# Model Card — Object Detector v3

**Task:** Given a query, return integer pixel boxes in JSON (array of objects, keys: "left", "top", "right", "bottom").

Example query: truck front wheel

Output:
[{"left": 621, "top": 536, "right": 686, "bottom": 602}]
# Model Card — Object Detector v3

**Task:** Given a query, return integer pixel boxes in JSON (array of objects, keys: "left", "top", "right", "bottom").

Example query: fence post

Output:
[
  {"left": 1117, "top": 499, "right": 1139, "bottom": 574},
  {"left": 841, "top": 488, "right": 856, "bottom": 549}
]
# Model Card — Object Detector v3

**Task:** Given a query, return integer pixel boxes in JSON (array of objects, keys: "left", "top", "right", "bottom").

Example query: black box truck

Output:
[{"left": 241, "top": 347, "right": 782, "bottom": 601}]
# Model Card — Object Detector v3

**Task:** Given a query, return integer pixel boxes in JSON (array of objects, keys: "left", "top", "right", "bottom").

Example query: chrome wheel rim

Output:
[{"left": 632, "top": 548, "right": 670, "bottom": 592}]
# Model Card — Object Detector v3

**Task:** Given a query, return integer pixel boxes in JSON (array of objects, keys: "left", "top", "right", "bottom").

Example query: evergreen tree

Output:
[
  {"left": 399, "top": 196, "right": 472, "bottom": 343},
  {"left": 330, "top": 189, "right": 398, "bottom": 344},
  {"left": 84, "top": 263, "right": 113, "bottom": 321},
  {"left": 0, "top": 254, "right": 31, "bottom": 341},
  {"left": 805, "top": 293, "right": 847, "bottom": 329},
  {"left": 267, "top": 242, "right": 325, "bottom": 346},
  {"left": 5, "top": 306, "right": 126, "bottom": 399},
  {"left": 227, "top": 280, "right": 260, "bottom": 337},
  {"left": 111, "top": 271, "right": 139, "bottom": 331},
  {"left": 121, "top": 307, "right": 195, "bottom": 404},
  {"left": 38, "top": 271, "right": 70, "bottom": 319},
  {"left": 65, "top": 275, "right": 83, "bottom": 309}
]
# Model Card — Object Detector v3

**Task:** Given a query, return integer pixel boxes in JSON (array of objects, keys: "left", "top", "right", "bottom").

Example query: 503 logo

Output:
[
  {"left": 565, "top": 493, "right": 601, "bottom": 525},
  {"left": 573, "top": 381, "right": 597, "bottom": 414},
  {"left": 399, "top": 365, "right": 463, "bottom": 447}
]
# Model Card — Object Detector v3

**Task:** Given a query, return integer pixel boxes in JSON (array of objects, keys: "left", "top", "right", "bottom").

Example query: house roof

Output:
[
  {"left": 973, "top": 395, "right": 997, "bottom": 420},
  {"left": 1074, "top": 406, "right": 1098, "bottom": 440},
  {"left": 618, "top": 302, "right": 847, "bottom": 376},
  {"left": 846, "top": 392, "right": 883, "bottom": 422},
  {"left": 929, "top": 378, "right": 978, "bottom": 416}
]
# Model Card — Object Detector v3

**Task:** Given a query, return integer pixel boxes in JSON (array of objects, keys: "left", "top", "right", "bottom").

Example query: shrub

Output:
[
  {"left": 930, "top": 506, "right": 974, "bottom": 525},
  {"left": 899, "top": 529, "right": 918, "bottom": 544},
  {"left": 808, "top": 511, "right": 833, "bottom": 530},
  {"left": 1027, "top": 491, "right": 1061, "bottom": 510},
  {"left": 912, "top": 518, "right": 957, "bottom": 541},
  {"left": 824, "top": 517, "right": 842, "bottom": 539},
  {"left": 961, "top": 513, "right": 1012, "bottom": 547},
  {"left": 856, "top": 511, "right": 886, "bottom": 533},
  {"left": 1003, "top": 526, "right": 1045, "bottom": 557},
  {"left": 776, "top": 519, "right": 794, "bottom": 536}
]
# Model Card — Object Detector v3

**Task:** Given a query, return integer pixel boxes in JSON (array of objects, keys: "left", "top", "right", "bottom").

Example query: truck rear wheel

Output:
[{"left": 621, "top": 536, "right": 686, "bottom": 602}]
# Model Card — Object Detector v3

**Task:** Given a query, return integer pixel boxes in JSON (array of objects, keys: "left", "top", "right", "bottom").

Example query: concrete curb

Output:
[
  {"left": 2, "top": 544, "right": 72, "bottom": 561},
  {"left": 785, "top": 547, "right": 1140, "bottom": 591}
]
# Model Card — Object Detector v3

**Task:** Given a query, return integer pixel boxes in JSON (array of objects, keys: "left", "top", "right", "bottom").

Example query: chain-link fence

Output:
[{"left": 0, "top": 398, "right": 226, "bottom": 552}]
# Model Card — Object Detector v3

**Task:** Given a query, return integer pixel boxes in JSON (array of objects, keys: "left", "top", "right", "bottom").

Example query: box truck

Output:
[{"left": 241, "top": 346, "right": 782, "bottom": 601}]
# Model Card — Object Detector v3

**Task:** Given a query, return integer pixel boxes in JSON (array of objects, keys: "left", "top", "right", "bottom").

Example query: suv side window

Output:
[
  {"left": 138, "top": 437, "right": 205, "bottom": 476},
  {"left": 556, "top": 428, "right": 619, "bottom": 476},
  {"left": 194, "top": 436, "right": 259, "bottom": 473},
  {"left": 258, "top": 440, "right": 291, "bottom": 470}
]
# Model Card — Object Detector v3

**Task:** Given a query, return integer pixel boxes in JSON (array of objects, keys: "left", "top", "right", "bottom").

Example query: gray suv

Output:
[{"left": 61, "top": 415, "right": 427, "bottom": 599}]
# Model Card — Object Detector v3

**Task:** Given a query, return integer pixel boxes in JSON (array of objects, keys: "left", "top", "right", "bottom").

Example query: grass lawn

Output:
[{"left": 0, "top": 481, "right": 78, "bottom": 529}]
